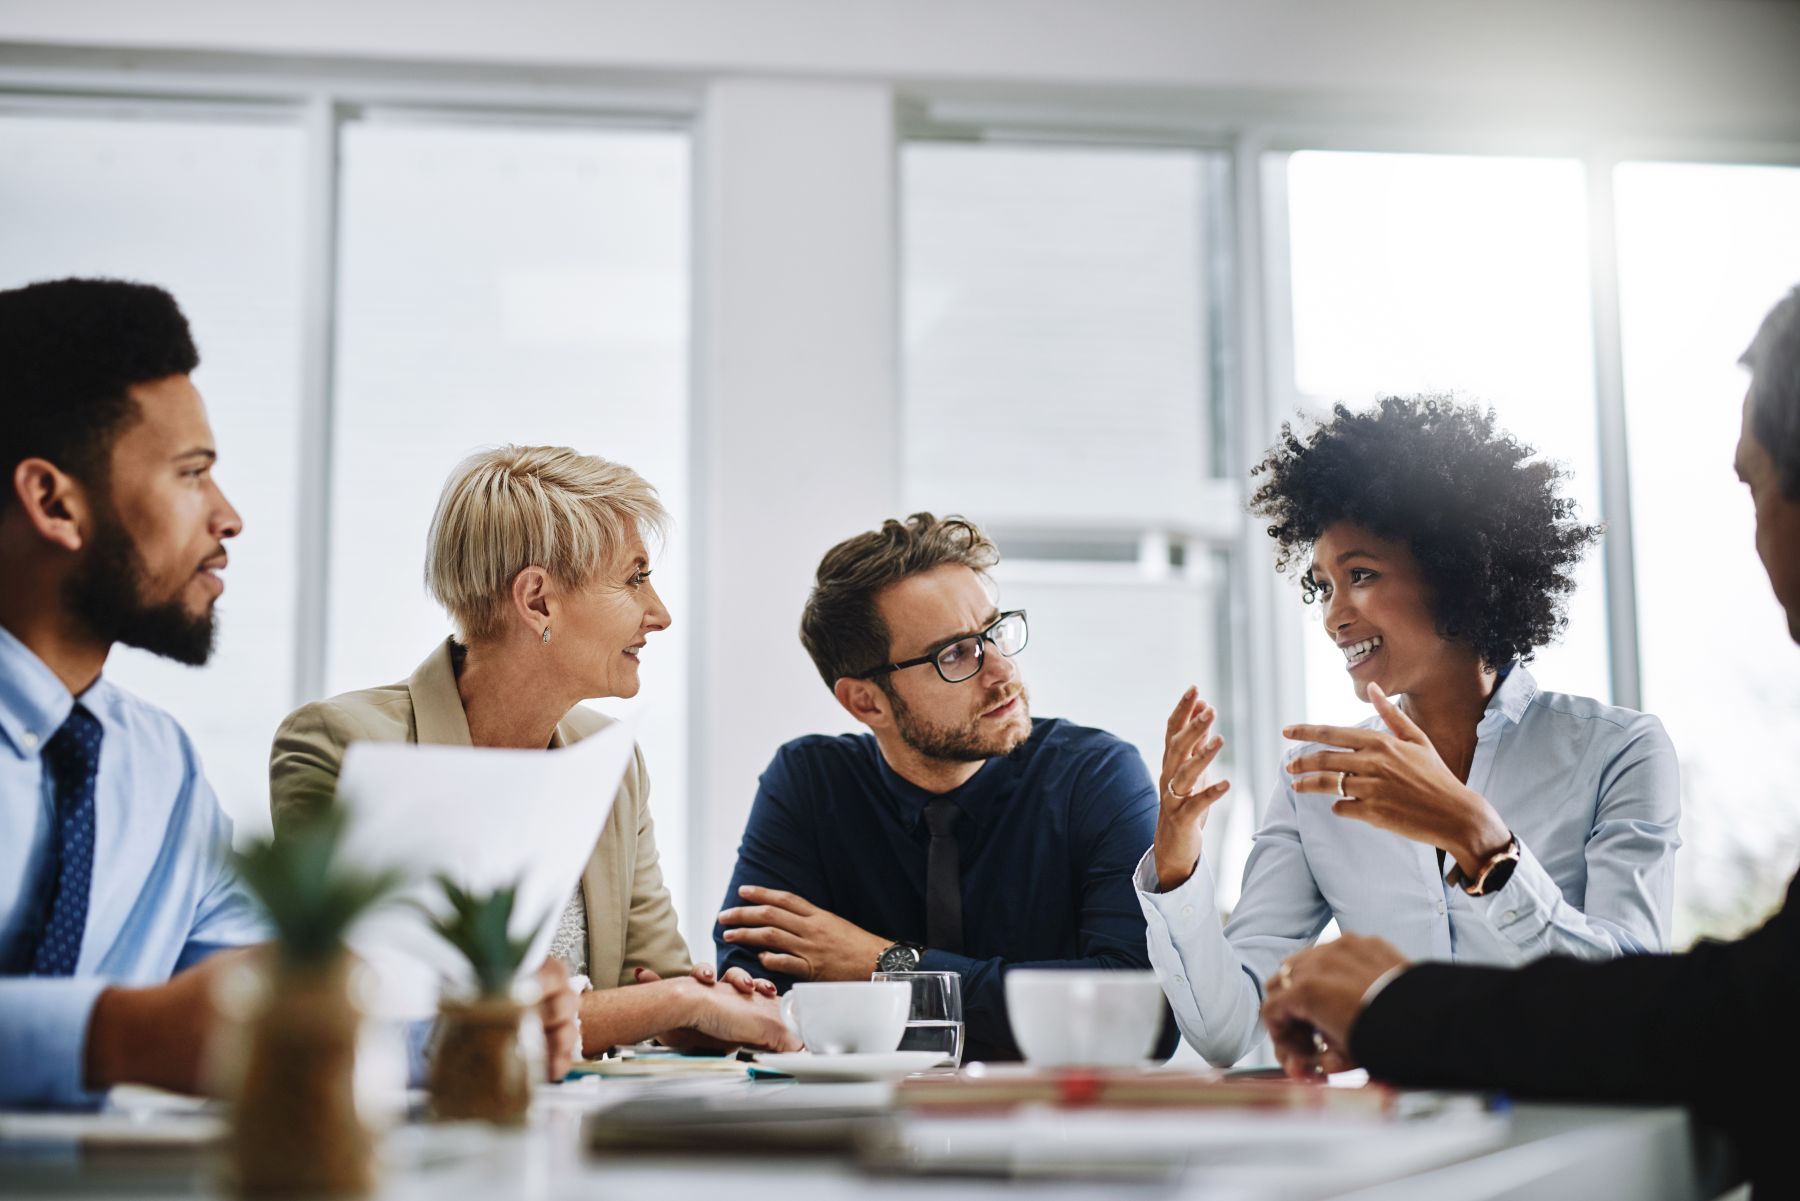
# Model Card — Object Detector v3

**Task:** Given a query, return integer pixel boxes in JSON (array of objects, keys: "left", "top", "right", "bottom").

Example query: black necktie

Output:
[
  {"left": 10, "top": 706, "right": 103, "bottom": 976},
  {"left": 924, "top": 797, "right": 964, "bottom": 955}
]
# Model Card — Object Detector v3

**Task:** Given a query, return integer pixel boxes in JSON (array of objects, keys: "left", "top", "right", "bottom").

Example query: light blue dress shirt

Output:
[
  {"left": 0, "top": 625, "right": 265, "bottom": 1107},
  {"left": 1136, "top": 665, "right": 1682, "bottom": 1067}
]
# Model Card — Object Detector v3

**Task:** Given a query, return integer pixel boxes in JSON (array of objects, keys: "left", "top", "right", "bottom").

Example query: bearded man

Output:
[{"left": 714, "top": 513, "right": 1176, "bottom": 1062}]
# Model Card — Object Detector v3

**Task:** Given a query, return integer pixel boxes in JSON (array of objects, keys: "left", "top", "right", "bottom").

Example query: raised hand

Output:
[
  {"left": 1283, "top": 684, "right": 1511, "bottom": 877},
  {"left": 1153, "top": 686, "right": 1232, "bottom": 892}
]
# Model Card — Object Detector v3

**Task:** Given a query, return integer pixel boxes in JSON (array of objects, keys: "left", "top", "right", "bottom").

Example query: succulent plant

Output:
[
  {"left": 425, "top": 876, "right": 549, "bottom": 999},
  {"left": 234, "top": 799, "right": 406, "bottom": 968}
]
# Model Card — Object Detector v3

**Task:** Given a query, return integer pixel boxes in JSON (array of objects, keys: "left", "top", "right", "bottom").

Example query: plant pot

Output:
[
  {"left": 428, "top": 993, "right": 535, "bottom": 1125},
  {"left": 228, "top": 950, "right": 374, "bottom": 1197}
]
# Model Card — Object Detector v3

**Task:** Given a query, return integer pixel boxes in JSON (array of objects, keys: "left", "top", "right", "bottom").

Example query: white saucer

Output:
[{"left": 755, "top": 1050, "right": 949, "bottom": 1081}]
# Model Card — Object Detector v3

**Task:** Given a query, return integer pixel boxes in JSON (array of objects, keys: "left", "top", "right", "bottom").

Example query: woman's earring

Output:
[{"left": 541, "top": 626, "right": 551, "bottom": 645}]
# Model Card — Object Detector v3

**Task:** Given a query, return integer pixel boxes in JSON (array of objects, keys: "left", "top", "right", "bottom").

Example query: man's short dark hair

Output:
[
  {"left": 0, "top": 277, "right": 199, "bottom": 506},
  {"left": 799, "top": 513, "right": 999, "bottom": 688},
  {"left": 1743, "top": 285, "right": 1800, "bottom": 499}
]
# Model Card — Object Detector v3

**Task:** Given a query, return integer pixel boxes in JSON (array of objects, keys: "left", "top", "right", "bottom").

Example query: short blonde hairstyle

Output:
[{"left": 425, "top": 445, "right": 668, "bottom": 643}]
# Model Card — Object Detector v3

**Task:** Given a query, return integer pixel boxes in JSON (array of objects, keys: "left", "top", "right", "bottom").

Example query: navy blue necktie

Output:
[{"left": 26, "top": 705, "right": 103, "bottom": 976}]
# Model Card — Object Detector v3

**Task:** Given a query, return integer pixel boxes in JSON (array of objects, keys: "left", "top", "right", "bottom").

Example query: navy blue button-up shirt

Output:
[{"left": 716, "top": 717, "right": 1176, "bottom": 1061}]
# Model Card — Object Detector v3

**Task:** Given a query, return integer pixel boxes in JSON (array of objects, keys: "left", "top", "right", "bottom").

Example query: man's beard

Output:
[
  {"left": 889, "top": 683, "right": 1031, "bottom": 763},
  {"left": 64, "top": 505, "right": 217, "bottom": 667}
]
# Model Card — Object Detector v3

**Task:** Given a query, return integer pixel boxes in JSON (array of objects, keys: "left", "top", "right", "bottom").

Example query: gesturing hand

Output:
[
  {"left": 1283, "top": 684, "right": 1511, "bottom": 877},
  {"left": 1261, "top": 934, "right": 1409, "bottom": 1082},
  {"left": 1153, "top": 687, "right": 1232, "bottom": 892},
  {"left": 718, "top": 885, "right": 889, "bottom": 981}
]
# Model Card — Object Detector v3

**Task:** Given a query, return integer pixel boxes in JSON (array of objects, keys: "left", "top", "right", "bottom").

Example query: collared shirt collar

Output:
[
  {"left": 875, "top": 732, "right": 1023, "bottom": 831},
  {"left": 0, "top": 624, "right": 78, "bottom": 760},
  {"left": 1479, "top": 661, "right": 1539, "bottom": 731}
]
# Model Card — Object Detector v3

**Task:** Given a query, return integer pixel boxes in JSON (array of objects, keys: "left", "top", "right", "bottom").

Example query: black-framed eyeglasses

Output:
[{"left": 857, "top": 610, "right": 1029, "bottom": 685}]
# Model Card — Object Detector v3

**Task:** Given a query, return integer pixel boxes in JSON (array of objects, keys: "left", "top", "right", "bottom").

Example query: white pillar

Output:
[{"left": 686, "top": 77, "right": 901, "bottom": 954}]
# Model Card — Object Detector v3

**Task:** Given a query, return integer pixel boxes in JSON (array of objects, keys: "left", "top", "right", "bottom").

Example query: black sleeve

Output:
[{"left": 1351, "top": 875, "right": 1800, "bottom": 1185}]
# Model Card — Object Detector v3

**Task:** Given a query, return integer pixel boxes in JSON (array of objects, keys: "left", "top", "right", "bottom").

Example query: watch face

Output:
[
  {"left": 878, "top": 945, "right": 920, "bottom": 973},
  {"left": 1478, "top": 854, "right": 1521, "bottom": 895}
]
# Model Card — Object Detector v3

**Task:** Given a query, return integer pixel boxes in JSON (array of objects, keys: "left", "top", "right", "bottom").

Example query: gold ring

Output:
[{"left": 1336, "top": 771, "right": 1351, "bottom": 799}]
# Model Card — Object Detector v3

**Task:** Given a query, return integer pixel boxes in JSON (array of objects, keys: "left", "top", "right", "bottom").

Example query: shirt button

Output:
[
  {"left": 1181, "top": 905, "right": 1195, "bottom": 918},
  {"left": 1504, "top": 910, "right": 1517, "bottom": 922},
  {"left": 1174, "top": 975, "right": 1185, "bottom": 985},
  {"left": 20, "top": 731, "right": 37, "bottom": 750}
]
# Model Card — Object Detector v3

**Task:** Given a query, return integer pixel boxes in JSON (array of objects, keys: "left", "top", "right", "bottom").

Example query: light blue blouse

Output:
[{"left": 1136, "top": 666, "right": 1681, "bottom": 1067}]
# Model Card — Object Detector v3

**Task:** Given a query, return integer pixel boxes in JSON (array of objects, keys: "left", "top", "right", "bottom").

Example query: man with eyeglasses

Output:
[{"left": 714, "top": 513, "right": 1177, "bottom": 1062}]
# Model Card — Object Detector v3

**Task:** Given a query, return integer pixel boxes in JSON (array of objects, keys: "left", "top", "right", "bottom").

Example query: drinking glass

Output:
[{"left": 870, "top": 970, "right": 964, "bottom": 1067}]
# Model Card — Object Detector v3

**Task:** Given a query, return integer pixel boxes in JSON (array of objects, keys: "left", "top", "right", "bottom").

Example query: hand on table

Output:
[
  {"left": 664, "top": 976, "right": 800, "bottom": 1053},
  {"left": 1260, "top": 934, "right": 1410, "bottom": 1081},
  {"left": 718, "top": 885, "right": 888, "bottom": 982},
  {"left": 633, "top": 962, "right": 780, "bottom": 998},
  {"left": 632, "top": 964, "right": 781, "bottom": 1053},
  {"left": 1284, "top": 684, "right": 1512, "bottom": 877},
  {"left": 85, "top": 945, "right": 258, "bottom": 1095},
  {"left": 535, "top": 958, "right": 580, "bottom": 1081},
  {"left": 1153, "top": 686, "right": 1232, "bottom": 892}
]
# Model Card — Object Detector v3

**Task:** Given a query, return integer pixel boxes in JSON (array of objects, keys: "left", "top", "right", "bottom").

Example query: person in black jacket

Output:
[{"left": 1257, "top": 283, "right": 1800, "bottom": 1199}]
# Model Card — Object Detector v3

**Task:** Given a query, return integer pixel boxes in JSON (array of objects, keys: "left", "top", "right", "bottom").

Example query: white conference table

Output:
[{"left": 0, "top": 1075, "right": 1739, "bottom": 1201}]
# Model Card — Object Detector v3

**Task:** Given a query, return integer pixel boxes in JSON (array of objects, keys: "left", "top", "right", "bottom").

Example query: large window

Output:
[
  {"left": 0, "top": 104, "right": 692, "bottom": 886},
  {"left": 0, "top": 109, "right": 307, "bottom": 840},
  {"left": 328, "top": 117, "right": 693, "bottom": 913},
  {"left": 902, "top": 140, "right": 1254, "bottom": 889},
  {"left": 1275, "top": 150, "right": 1611, "bottom": 727},
  {"left": 1615, "top": 161, "right": 1800, "bottom": 941}
]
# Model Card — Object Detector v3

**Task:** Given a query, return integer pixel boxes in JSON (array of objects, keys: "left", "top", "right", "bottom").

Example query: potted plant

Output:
[
  {"left": 423, "top": 876, "right": 549, "bottom": 1125},
  {"left": 227, "top": 802, "right": 403, "bottom": 1197}
]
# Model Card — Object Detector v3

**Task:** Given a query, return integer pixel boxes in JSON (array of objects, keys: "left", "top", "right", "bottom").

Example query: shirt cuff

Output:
[
  {"left": 1464, "top": 839, "right": 1563, "bottom": 953},
  {"left": 0, "top": 976, "right": 113, "bottom": 1108},
  {"left": 1360, "top": 964, "right": 1407, "bottom": 1010},
  {"left": 918, "top": 948, "right": 980, "bottom": 975},
  {"left": 1133, "top": 845, "right": 1213, "bottom": 908}
]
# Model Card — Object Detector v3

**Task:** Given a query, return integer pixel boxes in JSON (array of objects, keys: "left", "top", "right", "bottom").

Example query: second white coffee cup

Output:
[
  {"left": 1005, "top": 970, "right": 1165, "bottom": 1067},
  {"left": 780, "top": 981, "right": 910, "bottom": 1054}
]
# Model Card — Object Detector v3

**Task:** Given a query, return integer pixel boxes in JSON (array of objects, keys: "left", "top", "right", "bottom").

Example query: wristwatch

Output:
[
  {"left": 1449, "top": 835, "right": 1522, "bottom": 897},
  {"left": 877, "top": 942, "right": 923, "bottom": 973}
]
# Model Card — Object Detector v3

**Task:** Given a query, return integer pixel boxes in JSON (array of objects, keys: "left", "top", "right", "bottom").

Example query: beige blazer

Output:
[{"left": 268, "top": 638, "right": 692, "bottom": 988}]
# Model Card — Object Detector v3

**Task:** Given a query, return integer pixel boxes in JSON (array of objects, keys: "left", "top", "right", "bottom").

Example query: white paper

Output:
[{"left": 333, "top": 716, "right": 637, "bottom": 1019}]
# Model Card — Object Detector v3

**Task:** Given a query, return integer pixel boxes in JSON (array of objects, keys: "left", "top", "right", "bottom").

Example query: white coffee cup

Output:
[
  {"left": 1004, "top": 970, "right": 1165, "bottom": 1067},
  {"left": 780, "top": 981, "right": 909, "bottom": 1054}
]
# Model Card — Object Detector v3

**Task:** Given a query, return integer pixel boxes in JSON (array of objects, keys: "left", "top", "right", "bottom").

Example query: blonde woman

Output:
[{"left": 271, "top": 446, "right": 796, "bottom": 1057}]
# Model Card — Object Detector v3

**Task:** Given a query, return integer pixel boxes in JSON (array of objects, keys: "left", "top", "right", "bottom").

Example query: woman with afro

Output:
[{"left": 1136, "top": 395, "right": 1681, "bottom": 1068}]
